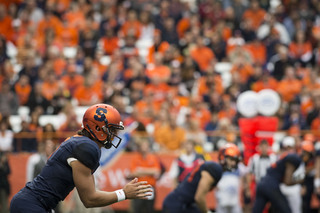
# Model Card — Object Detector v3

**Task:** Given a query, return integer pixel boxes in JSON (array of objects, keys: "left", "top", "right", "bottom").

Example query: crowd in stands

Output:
[{"left": 0, "top": 0, "right": 319, "bottom": 153}]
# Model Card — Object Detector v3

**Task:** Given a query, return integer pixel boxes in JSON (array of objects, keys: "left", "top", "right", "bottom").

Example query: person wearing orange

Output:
[
  {"left": 127, "top": 138, "right": 161, "bottom": 213},
  {"left": 60, "top": 64, "right": 84, "bottom": 96},
  {"left": 277, "top": 66, "right": 302, "bottom": 103},
  {"left": 14, "top": 74, "right": 32, "bottom": 105},
  {"left": 41, "top": 72, "right": 59, "bottom": 101},
  {"left": 154, "top": 114, "right": 186, "bottom": 152},
  {"left": 0, "top": 4, "right": 13, "bottom": 42},
  {"left": 190, "top": 36, "right": 215, "bottom": 73},
  {"left": 98, "top": 28, "right": 119, "bottom": 55},
  {"left": 145, "top": 53, "right": 171, "bottom": 82},
  {"left": 242, "top": 0, "right": 266, "bottom": 31},
  {"left": 73, "top": 72, "right": 103, "bottom": 106},
  {"left": 147, "top": 30, "right": 170, "bottom": 64},
  {"left": 289, "top": 30, "right": 313, "bottom": 64},
  {"left": 251, "top": 72, "right": 278, "bottom": 92},
  {"left": 120, "top": 10, "right": 141, "bottom": 39}
]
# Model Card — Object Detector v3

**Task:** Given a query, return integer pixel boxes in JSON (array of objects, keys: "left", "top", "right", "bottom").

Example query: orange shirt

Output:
[
  {"left": 145, "top": 65, "right": 171, "bottom": 81},
  {"left": 242, "top": 9, "right": 266, "bottom": 30},
  {"left": 197, "top": 75, "right": 224, "bottom": 97},
  {"left": 0, "top": 16, "right": 13, "bottom": 41},
  {"left": 61, "top": 74, "right": 84, "bottom": 96},
  {"left": 56, "top": 24, "right": 78, "bottom": 46},
  {"left": 246, "top": 42, "right": 267, "bottom": 65},
  {"left": 100, "top": 37, "right": 119, "bottom": 55},
  {"left": 251, "top": 77, "right": 278, "bottom": 92},
  {"left": 176, "top": 17, "right": 190, "bottom": 38},
  {"left": 277, "top": 79, "right": 302, "bottom": 102},
  {"left": 289, "top": 42, "right": 312, "bottom": 59},
  {"left": 53, "top": 58, "right": 67, "bottom": 77},
  {"left": 37, "top": 15, "right": 62, "bottom": 37},
  {"left": 14, "top": 83, "right": 32, "bottom": 105},
  {"left": 130, "top": 153, "right": 161, "bottom": 187},
  {"left": 154, "top": 124, "right": 186, "bottom": 151},
  {"left": 42, "top": 81, "right": 59, "bottom": 101},
  {"left": 190, "top": 46, "right": 215, "bottom": 71},
  {"left": 230, "top": 64, "right": 254, "bottom": 84},
  {"left": 73, "top": 82, "right": 103, "bottom": 106},
  {"left": 121, "top": 20, "right": 141, "bottom": 38},
  {"left": 147, "top": 42, "right": 170, "bottom": 64}
]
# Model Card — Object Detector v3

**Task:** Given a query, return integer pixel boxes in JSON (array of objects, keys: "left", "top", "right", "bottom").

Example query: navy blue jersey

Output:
[
  {"left": 173, "top": 161, "right": 222, "bottom": 203},
  {"left": 316, "top": 149, "right": 320, "bottom": 157},
  {"left": 265, "top": 152, "right": 301, "bottom": 183},
  {"left": 25, "top": 135, "right": 101, "bottom": 210}
]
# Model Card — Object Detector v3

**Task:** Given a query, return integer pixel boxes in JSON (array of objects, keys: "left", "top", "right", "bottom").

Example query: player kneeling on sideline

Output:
[
  {"left": 162, "top": 143, "right": 241, "bottom": 213},
  {"left": 10, "top": 104, "right": 152, "bottom": 213}
]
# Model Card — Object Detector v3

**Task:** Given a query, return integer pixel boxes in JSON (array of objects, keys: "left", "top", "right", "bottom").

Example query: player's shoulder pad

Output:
[
  {"left": 202, "top": 161, "right": 223, "bottom": 184},
  {"left": 72, "top": 141, "right": 100, "bottom": 172},
  {"left": 285, "top": 153, "right": 302, "bottom": 168}
]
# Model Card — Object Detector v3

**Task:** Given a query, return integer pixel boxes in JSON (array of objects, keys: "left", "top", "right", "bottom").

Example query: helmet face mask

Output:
[
  {"left": 83, "top": 104, "right": 124, "bottom": 149},
  {"left": 218, "top": 143, "right": 241, "bottom": 171}
]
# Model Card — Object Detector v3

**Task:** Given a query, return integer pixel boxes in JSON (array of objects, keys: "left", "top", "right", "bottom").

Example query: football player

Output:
[
  {"left": 162, "top": 143, "right": 240, "bottom": 213},
  {"left": 10, "top": 104, "right": 152, "bottom": 213}
]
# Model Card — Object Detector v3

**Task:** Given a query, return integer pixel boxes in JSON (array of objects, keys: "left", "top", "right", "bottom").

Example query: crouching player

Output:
[{"left": 162, "top": 143, "right": 241, "bottom": 213}]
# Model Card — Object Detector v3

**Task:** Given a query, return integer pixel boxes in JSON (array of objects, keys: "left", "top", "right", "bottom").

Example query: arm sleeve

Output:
[
  {"left": 203, "top": 162, "right": 223, "bottom": 186},
  {"left": 72, "top": 143, "right": 100, "bottom": 172}
]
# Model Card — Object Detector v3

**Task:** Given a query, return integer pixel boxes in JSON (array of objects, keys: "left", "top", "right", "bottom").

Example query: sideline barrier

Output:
[{"left": 8, "top": 151, "right": 320, "bottom": 211}]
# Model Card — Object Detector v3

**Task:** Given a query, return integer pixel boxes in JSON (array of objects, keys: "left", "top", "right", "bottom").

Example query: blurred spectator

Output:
[
  {"left": 289, "top": 30, "right": 313, "bottom": 65},
  {"left": 190, "top": 36, "right": 215, "bottom": 73},
  {"left": 127, "top": 137, "right": 161, "bottom": 213},
  {"left": 0, "top": 119, "right": 13, "bottom": 152},
  {"left": 26, "top": 82, "right": 50, "bottom": 114},
  {"left": 257, "top": 13, "right": 291, "bottom": 46},
  {"left": 14, "top": 74, "right": 32, "bottom": 105},
  {"left": 185, "top": 118, "right": 207, "bottom": 150},
  {"left": 74, "top": 71, "right": 103, "bottom": 106},
  {"left": 0, "top": 82, "right": 19, "bottom": 115},
  {"left": 42, "top": 123, "right": 56, "bottom": 143},
  {"left": 0, "top": 151, "right": 10, "bottom": 213},
  {"left": 13, "top": 120, "right": 37, "bottom": 152},
  {"left": 242, "top": 0, "right": 267, "bottom": 31},
  {"left": 154, "top": 114, "right": 186, "bottom": 152},
  {"left": 168, "top": 139, "right": 204, "bottom": 187},
  {"left": 97, "top": 28, "right": 119, "bottom": 56},
  {"left": 0, "top": 4, "right": 13, "bottom": 42},
  {"left": 26, "top": 139, "right": 56, "bottom": 182},
  {"left": 277, "top": 66, "right": 302, "bottom": 103}
]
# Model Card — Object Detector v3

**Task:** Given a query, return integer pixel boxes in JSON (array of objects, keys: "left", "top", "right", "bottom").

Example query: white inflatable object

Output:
[
  {"left": 257, "top": 89, "right": 281, "bottom": 116},
  {"left": 236, "top": 91, "right": 258, "bottom": 117}
]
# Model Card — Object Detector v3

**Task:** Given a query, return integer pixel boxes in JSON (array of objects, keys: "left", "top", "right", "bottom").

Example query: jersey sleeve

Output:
[
  {"left": 316, "top": 150, "right": 320, "bottom": 157},
  {"left": 72, "top": 142, "right": 100, "bottom": 172},
  {"left": 202, "top": 161, "right": 223, "bottom": 186},
  {"left": 285, "top": 153, "right": 302, "bottom": 169}
]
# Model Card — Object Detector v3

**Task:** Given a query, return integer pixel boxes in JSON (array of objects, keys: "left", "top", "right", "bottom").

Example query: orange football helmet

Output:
[
  {"left": 82, "top": 104, "right": 124, "bottom": 149},
  {"left": 218, "top": 143, "right": 241, "bottom": 170}
]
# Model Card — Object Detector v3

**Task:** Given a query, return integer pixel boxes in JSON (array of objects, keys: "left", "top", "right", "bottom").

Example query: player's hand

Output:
[{"left": 123, "top": 178, "right": 152, "bottom": 199}]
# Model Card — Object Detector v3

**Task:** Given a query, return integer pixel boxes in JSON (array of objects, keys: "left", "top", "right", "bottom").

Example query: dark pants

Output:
[
  {"left": 302, "top": 176, "right": 313, "bottom": 213},
  {"left": 10, "top": 188, "right": 51, "bottom": 213},
  {"left": 162, "top": 192, "right": 201, "bottom": 213},
  {"left": 252, "top": 178, "right": 291, "bottom": 213}
]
